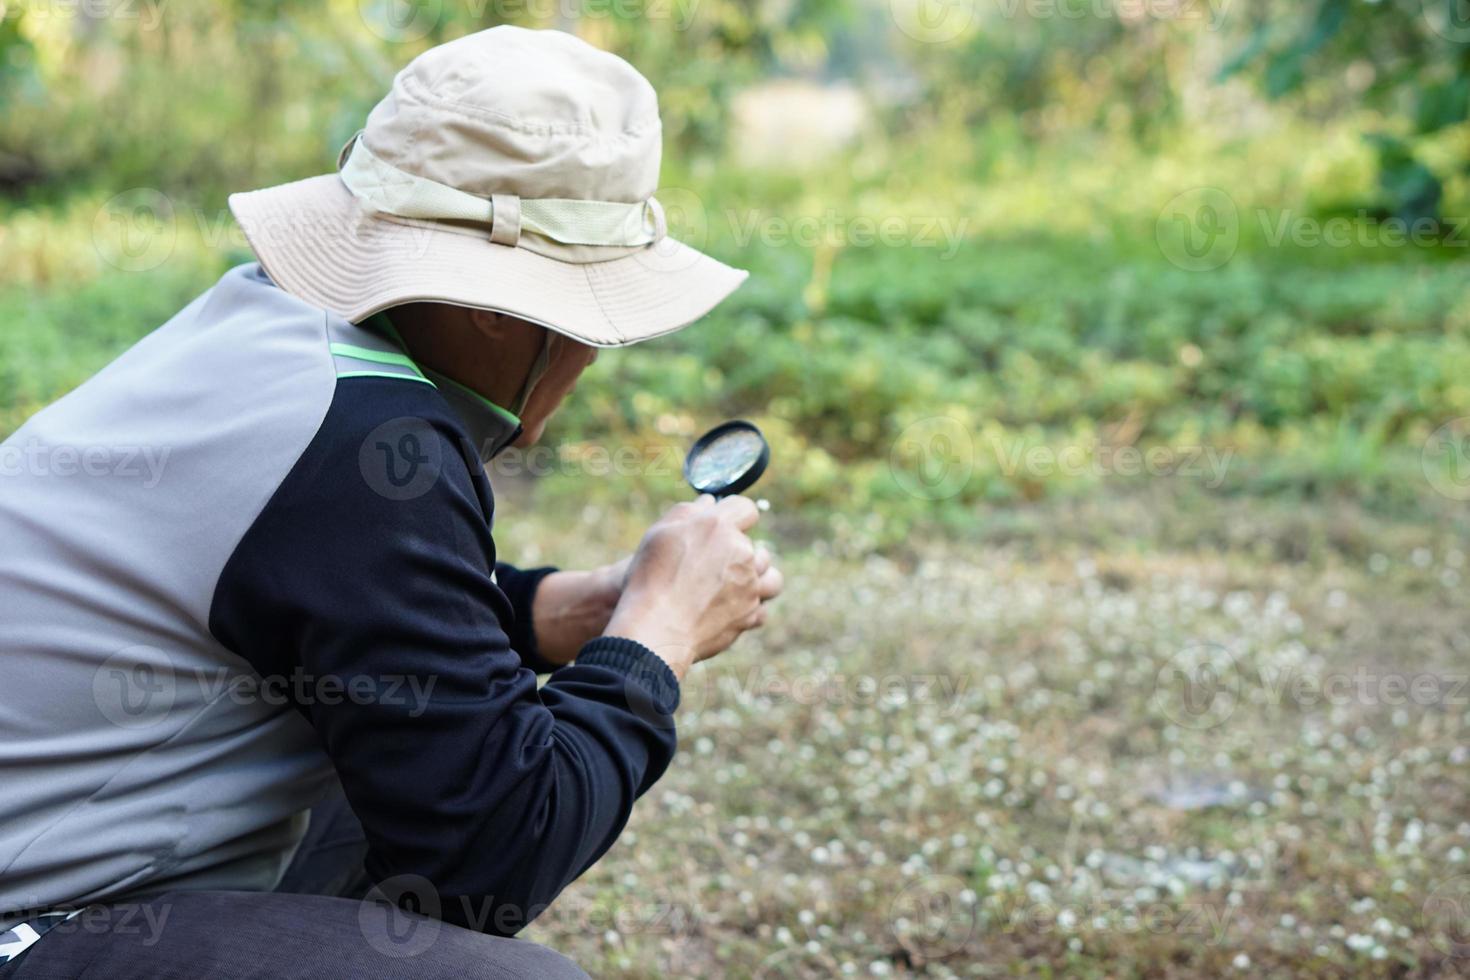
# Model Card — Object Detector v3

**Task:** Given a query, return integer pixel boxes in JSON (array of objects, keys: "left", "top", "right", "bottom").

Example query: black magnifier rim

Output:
[{"left": 684, "top": 419, "right": 770, "bottom": 498}]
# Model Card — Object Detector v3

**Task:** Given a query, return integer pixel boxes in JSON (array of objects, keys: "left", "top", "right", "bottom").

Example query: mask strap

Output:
[{"left": 507, "top": 329, "right": 553, "bottom": 417}]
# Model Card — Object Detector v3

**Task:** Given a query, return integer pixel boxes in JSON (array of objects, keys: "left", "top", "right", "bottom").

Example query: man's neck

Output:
[{"left": 387, "top": 308, "right": 531, "bottom": 410}]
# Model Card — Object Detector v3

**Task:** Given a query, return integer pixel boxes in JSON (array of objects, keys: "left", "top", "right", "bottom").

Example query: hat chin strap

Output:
[
  {"left": 507, "top": 328, "right": 554, "bottom": 418},
  {"left": 456, "top": 330, "right": 552, "bottom": 461},
  {"left": 337, "top": 135, "right": 666, "bottom": 249}
]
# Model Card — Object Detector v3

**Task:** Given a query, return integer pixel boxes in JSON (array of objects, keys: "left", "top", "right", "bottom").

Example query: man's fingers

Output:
[
  {"left": 716, "top": 494, "right": 760, "bottom": 531},
  {"left": 753, "top": 544, "right": 772, "bottom": 576},
  {"left": 757, "top": 564, "right": 784, "bottom": 601},
  {"left": 741, "top": 604, "right": 769, "bottom": 630},
  {"left": 667, "top": 496, "right": 714, "bottom": 521}
]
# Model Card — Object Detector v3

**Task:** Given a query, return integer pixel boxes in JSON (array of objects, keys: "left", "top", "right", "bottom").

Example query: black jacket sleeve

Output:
[
  {"left": 209, "top": 378, "right": 678, "bottom": 935},
  {"left": 493, "top": 562, "right": 560, "bottom": 673}
]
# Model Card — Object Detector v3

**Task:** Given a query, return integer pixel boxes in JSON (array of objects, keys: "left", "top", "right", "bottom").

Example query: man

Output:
[{"left": 0, "top": 26, "right": 781, "bottom": 978}]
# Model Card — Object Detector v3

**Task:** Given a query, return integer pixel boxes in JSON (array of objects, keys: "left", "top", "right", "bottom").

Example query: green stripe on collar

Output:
[
  {"left": 423, "top": 368, "right": 521, "bottom": 427},
  {"left": 362, "top": 311, "right": 521, "bottom": 427}
]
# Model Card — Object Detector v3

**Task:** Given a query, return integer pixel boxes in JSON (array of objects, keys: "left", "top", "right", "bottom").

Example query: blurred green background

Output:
[
  {"left": 3, "top": 3, "right": 1470, "bottom": 976},
  {"left": 4, "top": 0, "right": 1470, "bottom": 541}
]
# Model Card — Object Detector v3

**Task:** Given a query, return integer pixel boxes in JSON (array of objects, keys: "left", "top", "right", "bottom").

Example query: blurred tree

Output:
[
  {"left": 0, "top": 15, "right": 41, "bottom": 190},
  {"left": 1221, "top": 0, "right": 1470, "bottom": 225},
  {"left": 0, "top": 0, "right": 851, "bottom": 203},
  {"left": 894, "top": 10, "right": 1186, "bottom": 147}
]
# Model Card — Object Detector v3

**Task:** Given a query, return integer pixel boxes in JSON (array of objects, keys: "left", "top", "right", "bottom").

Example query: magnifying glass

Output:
[{"left": 684, "top": 420, "right": 770, "bottom": 498}]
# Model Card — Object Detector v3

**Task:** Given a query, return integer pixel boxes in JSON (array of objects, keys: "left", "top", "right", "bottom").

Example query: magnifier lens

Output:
[
  {"left": 689, "top": 429, "right": 763, "bottom": 492},
  {"left": 684, "top": 421, "right": 770, "bottom": 497}
]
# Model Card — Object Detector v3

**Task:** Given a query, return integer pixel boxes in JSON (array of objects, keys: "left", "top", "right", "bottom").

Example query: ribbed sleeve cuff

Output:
[
  {"left": 499, "top": 564, "right": 558, "bottom": 672},
  {"left": 577, "top": 637, "right": 681, "bottom": 715}
]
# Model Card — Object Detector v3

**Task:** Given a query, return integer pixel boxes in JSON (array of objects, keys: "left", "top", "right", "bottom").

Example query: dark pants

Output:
[{"left": 0, "top": 791, "right": 587, "bottom": 979}]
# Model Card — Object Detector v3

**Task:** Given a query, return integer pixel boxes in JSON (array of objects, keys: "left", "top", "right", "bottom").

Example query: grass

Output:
[{"left": 504, "top": 488, "right": 1470, "bottom": 978}]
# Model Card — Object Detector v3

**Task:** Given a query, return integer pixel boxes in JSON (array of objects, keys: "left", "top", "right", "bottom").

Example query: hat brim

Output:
[{"left": 228, "top": 174, "right": 747, "bottom": 348}]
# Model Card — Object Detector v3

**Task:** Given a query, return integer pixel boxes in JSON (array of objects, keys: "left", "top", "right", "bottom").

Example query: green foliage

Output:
[
  {"left": 0, "top": 251, "right": 212, "bottom": 434},
  {"left": 2, "top": 6, "right": 1467, "bottom": 546},
  {"left": 1221, "top": 0, "right": 1470, "bottom": 223},
  {"left": 5, "top": 189, "right": 1461, "bottom": 546}
]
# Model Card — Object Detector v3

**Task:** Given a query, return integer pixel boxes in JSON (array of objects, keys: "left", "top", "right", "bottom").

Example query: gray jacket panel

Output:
[{"left": 0, "top": 265, "right": 351, "bottom": 923}]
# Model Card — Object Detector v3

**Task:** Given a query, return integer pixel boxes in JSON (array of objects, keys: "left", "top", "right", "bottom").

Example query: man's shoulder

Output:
[{"left": 313, "top": 372, "right": 485, "bottom": 507}]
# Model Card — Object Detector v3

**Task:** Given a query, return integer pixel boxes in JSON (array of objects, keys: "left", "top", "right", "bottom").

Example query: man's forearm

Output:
[{"left": 530, "top": 566, "right": 624, "bottom": 666}]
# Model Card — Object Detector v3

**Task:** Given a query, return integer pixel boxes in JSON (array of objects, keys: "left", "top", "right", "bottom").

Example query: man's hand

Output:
[
  {"left": 530, "top": 558, "right": 631, "bottom": 667},
  {"left": 603, "top": 495, "right": 784, "bottom": 680}
]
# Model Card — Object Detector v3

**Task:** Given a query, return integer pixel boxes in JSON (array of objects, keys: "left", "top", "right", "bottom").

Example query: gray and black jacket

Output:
[{"left": 0, "top": 263, "right": 678, "bottom": 936}]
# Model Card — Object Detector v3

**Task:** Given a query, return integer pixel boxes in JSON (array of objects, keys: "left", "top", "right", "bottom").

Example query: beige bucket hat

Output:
[{"left": 228, "top": 26, "right": 746, "bottom": 347}]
